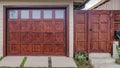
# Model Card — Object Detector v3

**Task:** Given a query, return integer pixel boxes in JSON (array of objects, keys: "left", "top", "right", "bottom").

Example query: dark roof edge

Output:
[{"left": 78, "top": 0, "right": 90, "bottom": 10}]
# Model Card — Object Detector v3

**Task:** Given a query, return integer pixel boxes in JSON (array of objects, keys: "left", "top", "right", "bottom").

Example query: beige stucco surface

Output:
[
  {"left": 0, "top": 0, "right": 74, "bottom": 57},
  {"left": 94, "top": 0, "right": 120, "bottom": 10}
]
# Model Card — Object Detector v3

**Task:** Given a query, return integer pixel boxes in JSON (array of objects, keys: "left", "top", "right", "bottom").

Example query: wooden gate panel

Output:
[
  {"left": 74, "top": 11, "right": 87, "bottom": 52},
  {"left": 74, "top": 10, "right": 111, "bottom": 53},
  {"left": 113, "top": 11, "right": 120, "bottom": 31},
  {"left": 88, "top": 11, "right": 110, "bottom": 52}
]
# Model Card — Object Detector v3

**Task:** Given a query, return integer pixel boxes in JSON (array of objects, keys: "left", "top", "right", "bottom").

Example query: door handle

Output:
[{"left": 89, "top": 29, "right": 92, "bottom": 31}]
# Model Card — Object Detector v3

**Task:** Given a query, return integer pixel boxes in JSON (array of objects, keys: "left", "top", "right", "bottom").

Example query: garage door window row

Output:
[{"left": 9, "top": 9, "right": 65, "bottom": 19}]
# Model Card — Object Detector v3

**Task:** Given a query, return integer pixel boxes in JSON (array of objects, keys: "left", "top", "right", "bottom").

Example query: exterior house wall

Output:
[
  {"left": 94, "top": 0, "right": 120, "bottom": 10},
  {"left": 0, "top": 0, "right": 74, "bottom": 57}
]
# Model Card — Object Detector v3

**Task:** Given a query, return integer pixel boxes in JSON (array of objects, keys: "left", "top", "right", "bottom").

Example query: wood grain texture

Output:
[
  {"left": 74, "top": 11, "right": 87, "bottom": 53},
  {"left": 7, "top": 9, "right": 66, "bottom": 56},
  {"left": 88, "top": 10, "right": 111, "bottom": 52},
  {"left": 74, "top": 10, "right": 111, "bottom": 53}
]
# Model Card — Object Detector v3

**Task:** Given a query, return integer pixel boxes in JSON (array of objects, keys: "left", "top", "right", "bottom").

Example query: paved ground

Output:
[
  {"left": 0, "top": 56, "right": 77, "bottom": 68},
  {"left": 89, "top": 53, "right": 120, "bottom": 68},
  {"left": 24, "top": 56, "right": 48, "bottom": 67},
  {"left": 93, "top": 63, "right": 120, "bottom": 68},
  {"left": 0, "top": 56, "right": 24, "bottom": 67},
  {"left": 52, "top": 56, "right": 77, "bottom": 67}
]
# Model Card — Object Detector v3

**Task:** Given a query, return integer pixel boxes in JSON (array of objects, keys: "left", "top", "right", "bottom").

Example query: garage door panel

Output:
[
  {"left": 8, "top": 44, "right": 20, "bottom": 55},
  {"left": 43, "top": 44, "right": 53, "bottom": 54},
  {"left": 43, "top": 44, "right": 64, "bottom": 55},
  {"left": 32, "top": 32, "right": 43, "bottom": 43},
  {"left": 32, "top": 21, "right": 43, "bottom": 32},
  {"left": 21, "top": 20, "right": 32, "bottom": 31},
  {"left": 55, "top": 22, "right": 64, "bottom": 32},
  {"left": 44, "top": 32, "right": 55, "bottom": 43},
  {"left": 21, "top": 44, "right": 32, "bottom": 55},
  {"left": 8, "top": 20, "right": 20, "bottom": 31},
  {"left": 8, "top": 32, "right": 20, "bottom": 43},
  {"left": 21, "top": 32, "right": 31, "bottom": 44},
  {"left": 55, "top": 33, "right": 64, "bottom": 43},
  {"left": 54, "top": 44, "right": 64, "bottom": 52},
  {"left": 52, "top": 44, "right": 65, "bottom": 55},
  {"left": 32, "top": 44, "right": 43, "bottom": 53},
  {"left": 44, "top": 21, "right": 54, "bottom": 32}
]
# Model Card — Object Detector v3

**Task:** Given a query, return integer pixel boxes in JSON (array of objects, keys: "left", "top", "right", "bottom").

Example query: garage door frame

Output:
[{"left": 3, "top": 5, "right": 69, "bottom": 57}]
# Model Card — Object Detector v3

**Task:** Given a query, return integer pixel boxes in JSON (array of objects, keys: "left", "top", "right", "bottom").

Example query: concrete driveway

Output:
[{"left": 0, "top": 56, "right": 77, "bottom": 68}]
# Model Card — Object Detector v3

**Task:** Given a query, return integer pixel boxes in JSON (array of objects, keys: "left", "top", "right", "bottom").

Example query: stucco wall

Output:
[
  {"left": 94, "top": 0, "right": 120, "bottom": 10},
  {"left": 0, "top": 0, "right": 74, "bottom": 57}
]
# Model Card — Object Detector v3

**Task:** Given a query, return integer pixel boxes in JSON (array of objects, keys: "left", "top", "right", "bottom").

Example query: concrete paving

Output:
[
  {"left": 89, "top": 53, "right": 120, "bottom": 68},
  {"left": 93, "top": 63, "right": 120, "bottom": 68},
  {"left": 90, "top": 58, "right": 115, "bottom": 65},
  {"left": 51, "top": 56, "right": 77, "bottom": 67},
  {"left": 0, "top": 56, "right": 24, "bottom": 67},
  {"left": 24, "top": 56, "right": 48, "bottom": 67},
  {"left": 0, "top": 56, "right": 77, "bottom": 67}
]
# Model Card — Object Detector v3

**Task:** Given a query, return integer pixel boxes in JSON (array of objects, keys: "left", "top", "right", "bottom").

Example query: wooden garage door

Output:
[
  {"left": 88, "top": 11, "right": 111, "bottom": 52},
  {"left": 7, "top": 9, "right": 66, "bottom": 56}
]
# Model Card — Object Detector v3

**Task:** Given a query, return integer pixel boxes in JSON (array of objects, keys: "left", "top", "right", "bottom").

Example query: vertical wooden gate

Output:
[
  {"left": 74, "top": 10, "right": 111, "bottom": 53},
  {"left": 74, "top": 11, "right": 87, "bottom": 53},
  {"left": 88, "top": 11, "right": 111, "bottom": 52}
]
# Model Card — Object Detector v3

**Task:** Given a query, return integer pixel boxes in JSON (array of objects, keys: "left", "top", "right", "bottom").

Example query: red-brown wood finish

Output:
[
  {"left": 8, "top": 9, "right": 66, "bottom": 56},
  {"left": 113, "top": 11, "right": 120, "bottom": 30},
  {"left": 74, "top": 11, "right": 88, "bottom": 53},
  {"left": 4, "top": 5, "right": 69, "bottom": 56},
  {"left": 74, "top": 10, "right": 111, "bottom": 53},
  {"left": 88, "top": 11, "right": 111, "bottom": 52}
]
